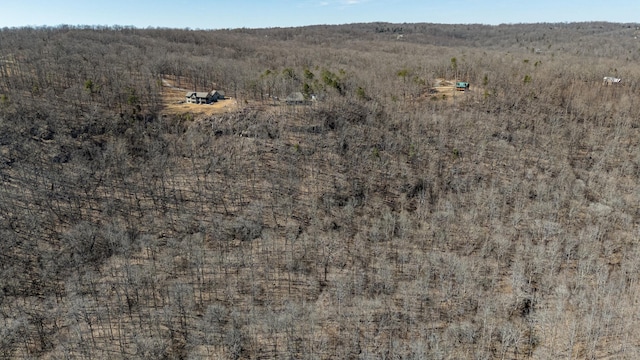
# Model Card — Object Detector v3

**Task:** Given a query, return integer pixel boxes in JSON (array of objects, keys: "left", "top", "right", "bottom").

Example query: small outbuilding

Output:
[
  {"left": 285, "top": 92, "right": 309, "bottom": 105},
  {"left": 455, "top": 82, "right": 470, "bottom": 91}
]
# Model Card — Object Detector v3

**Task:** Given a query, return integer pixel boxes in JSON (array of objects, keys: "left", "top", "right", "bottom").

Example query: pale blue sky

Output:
[{"left": 1, "top": 0, "right": 638, "bottom": 29}]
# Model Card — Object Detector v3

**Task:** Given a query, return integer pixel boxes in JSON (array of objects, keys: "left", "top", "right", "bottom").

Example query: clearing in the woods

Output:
[{"left": 160, "top": 75, "right": 239, "bottom": 116}]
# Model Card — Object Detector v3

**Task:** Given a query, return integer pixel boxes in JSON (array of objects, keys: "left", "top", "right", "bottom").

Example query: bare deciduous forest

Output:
[{"left": 2, "top": 22, "right": 640, "bottom": 359}]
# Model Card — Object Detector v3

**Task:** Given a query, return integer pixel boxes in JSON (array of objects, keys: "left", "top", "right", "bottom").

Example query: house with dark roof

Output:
[
  {"left": 186, "top": 89, "right": 227, "bottom": 104},
  {"left": 186, "top": 91, "right": 214, "bottom": 104}
]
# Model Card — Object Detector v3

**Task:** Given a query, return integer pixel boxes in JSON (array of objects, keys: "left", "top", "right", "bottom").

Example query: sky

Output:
[{"left": 0, "top": 0, "right": 638, "bottom": 30}]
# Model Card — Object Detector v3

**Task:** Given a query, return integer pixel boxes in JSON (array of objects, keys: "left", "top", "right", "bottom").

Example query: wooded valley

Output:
[{"left": 2, "top": 22, "right": 640, "bottom": 359}]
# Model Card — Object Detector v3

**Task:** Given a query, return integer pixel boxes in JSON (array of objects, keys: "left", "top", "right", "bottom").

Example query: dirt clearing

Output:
[
  {"left": 430, "top": 78, "right": 472, "bottom": 100},
  {"left": 160, "top": 76, "right": 238, "bottom": 117}
]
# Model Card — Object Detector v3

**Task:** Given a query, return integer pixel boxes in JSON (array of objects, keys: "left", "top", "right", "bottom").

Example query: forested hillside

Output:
[{"left": 2, "top": 22, "right": 640, "bottom": 359}]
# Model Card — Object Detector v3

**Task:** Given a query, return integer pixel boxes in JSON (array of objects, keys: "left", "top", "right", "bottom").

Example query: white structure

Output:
[{"left": 603, "top": 76, "right": 622, "bottom": 85}]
